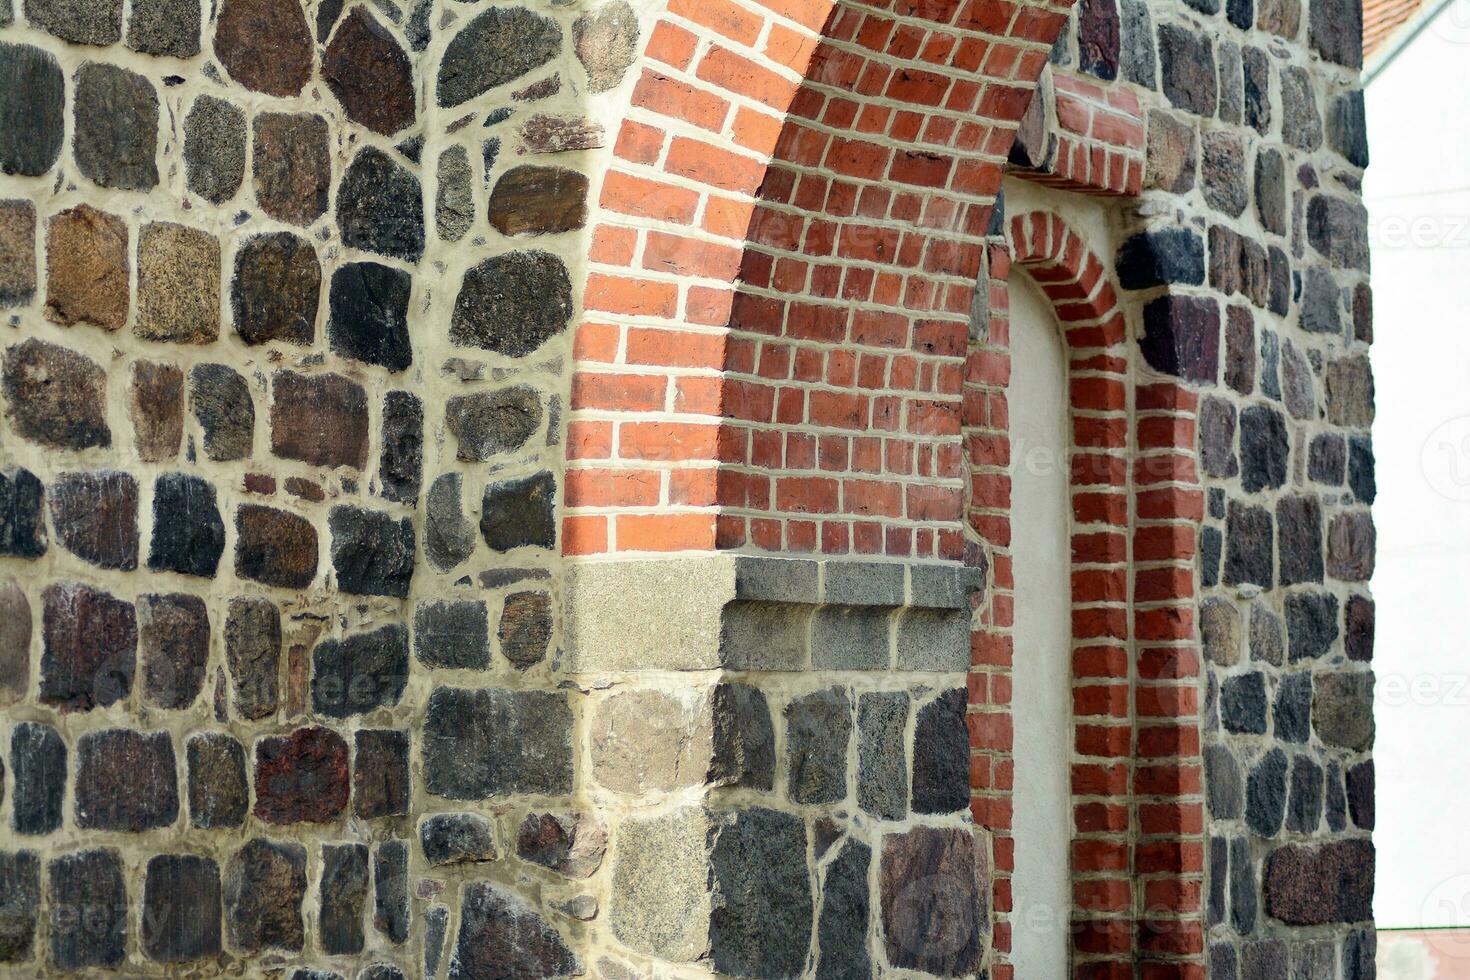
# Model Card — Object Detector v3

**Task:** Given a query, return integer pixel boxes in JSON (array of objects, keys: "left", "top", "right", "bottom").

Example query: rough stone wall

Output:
[
  {"left": 0, "top": 0, "right": 637, "bottom": 973},
  {"left": 0, "top": 0, "right": 1374, "bottom": 975}
]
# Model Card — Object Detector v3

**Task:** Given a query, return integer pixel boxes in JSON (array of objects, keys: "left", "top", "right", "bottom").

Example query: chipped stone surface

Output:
[
  {"left": 215, "top": 0, "right": 313, "bottom": 96},
  {"left": 73, "top": 62, "right": 159, "bottom": 191},
  {"left": 324, "top": 6, "right": 416, "bottom": 136},
  {"left": 136, "top": 222, "right": 220, "bottom": 343},
  {"left": 233, "top": 232, "right": 320, "bottom": 346},
  {"left": 253, "top": 113, "right": 331, "bottom": 226},
  {"left": 44, "top": 204, "right": 129, "bottom": 331},
  {"left": 0, "top": 44, "right": 65, "bottom": 177}
]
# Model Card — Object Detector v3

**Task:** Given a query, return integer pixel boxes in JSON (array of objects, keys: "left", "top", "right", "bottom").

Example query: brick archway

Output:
[
  {"left": 968, "top": 209, "right": 1205, "bottom": 979},
  {"left": 568, "top": 0, "right": 1079, "bottom": 558}
]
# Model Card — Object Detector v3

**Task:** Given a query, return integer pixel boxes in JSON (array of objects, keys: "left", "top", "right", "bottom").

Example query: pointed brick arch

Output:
[
  {"left": 569, "top": 0, "right": 1079, "bottom": 558},
  {"left": 967, "top": 209, "right": 1206, "bottom": 979}
]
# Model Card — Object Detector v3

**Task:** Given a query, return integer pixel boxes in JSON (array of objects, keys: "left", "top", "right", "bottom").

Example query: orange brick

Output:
[
  {"left": 601, "top": 171, "right": 701, "bottom": 224},
  {"left": 614, "top": 120, "right": 665, "bottom": 165},
  {"left": 646, "top": 20, "right": 699, "bottom": 70},
  {"left": 620, "top": 422, "right": 720, "bottom": 461},
  {"left": 562, "top": 515, "right": 609, "bottom": 555},
  {"left": 616, "top": 513, "right": 716, "bottom": 552},
  {"left": 632, "top": 70, "right": 730, "bottom": 130},
  {"left": 585, "top": 273, "right": 679, "bottom": 318},
  {"left": 626, "top": 327, "right": 726, "bottom": 369},
  {"left": 570, "top": 373, "right": 666, "bottom": 412},
  {"left": 670, "top": 0, "right": 763, "bottom": 45},
  {"left": 696, "top": 45, "right": 799, "bottom": 111},
  {"left": 666, "top": 136, "right": 766, "bottom": 195},
  {"left": 565, "top": 468, "right": 661, "bottom": 508}
]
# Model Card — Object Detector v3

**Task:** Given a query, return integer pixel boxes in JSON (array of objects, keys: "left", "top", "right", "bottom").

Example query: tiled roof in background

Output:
[{"left": 1365, "top": 0, "right": 1427, "bottom": 57}]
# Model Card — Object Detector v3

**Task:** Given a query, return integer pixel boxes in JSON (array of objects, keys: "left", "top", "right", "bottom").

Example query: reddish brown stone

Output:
[
  {"left": 498, "top": 591, "right": 552, "bottom": 669},
  {"left": 214, "top": 0, "right": 313, "bottom": 96},
  {"left": 45, "top": 204, "right": 128, "bottom": 331},
  {"left": 234, "top": 504, "right": 318, "bottom": 589},
  {"left": 323, "top": 6, "right": 416, "bottom": 136},
  {"left": 135, "top": 222, "right": 220, "bottom": 344},
  {"left": 488, "top": 166, "right": 589, "bottom": 236},
  {"left": 269, "top": 370, "right": 369, "bottom": 470},
  {"left": 252, "top": 113, "right": 331, "bottom": 227},
  {"left": 1263, "top": 839, "right": 1373, "bottom": 925},
  {"left": 254, "top": 726, "right": 350, "bottom": 824},
  {"left": 354, "top": 729, "right": 409, "bottom": 818},
  {"left": 0, "top": 199, "right": 35, "bottom": 307},
  {"left": 518, "top": 114, "right": 606, "bottom": 154},
  {"left": 40, "top": 581, "right": 136, "bottom": 712},
  {"left": 880, "top": 827, "right": 989, "bottom": 976},
  {"left": 130, "top": 360, "right": 184, "bottom": 462},
  {"left": 49, "top": 470, "right": 139, "bottom": 571},
  {"left": 231, "top": 232, "right": 319, "bottom": 346}
]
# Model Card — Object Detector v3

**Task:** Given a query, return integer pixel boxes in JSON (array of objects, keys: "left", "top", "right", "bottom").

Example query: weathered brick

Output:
[
  {"left": 48, "top": 850, "right": 126, "bottom": 969},
  {"left": 143, "top": 855, "right": 221, "bottom": 963},
  {"left": 11, "top": 722, "right": 64, "bottom": 835}
]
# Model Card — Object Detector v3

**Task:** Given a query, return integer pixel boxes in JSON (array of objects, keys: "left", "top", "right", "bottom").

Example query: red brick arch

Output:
[
  {"left": 567, "top": 0, "right": 1078, "bottom": 557},
  {"left": 966, "top": 210, "right": 1204, "bottom": 979}
]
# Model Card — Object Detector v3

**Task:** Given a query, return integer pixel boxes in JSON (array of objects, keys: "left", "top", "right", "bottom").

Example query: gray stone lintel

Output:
[{"left": 565, "top": 555, "right": 982, "bottom": 673}]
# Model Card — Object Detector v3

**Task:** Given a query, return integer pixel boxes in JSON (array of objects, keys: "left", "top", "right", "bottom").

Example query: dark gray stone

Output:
[
  {"left": 73, "top": 63, "right": 158, "bottom": 191},
  {"left": 311, "top": 623, "right": 409, "bottom": 718},
  {"left": 1208, "top": 837, "right": 1227, "bottom": 927},
  {"left": 40, "top": 581, "right": 136, "bottom": 712},
  {"left": 912, "top": 688, "right": 970, "bottom": 814},
  {"left": 329, "top": 261, "right": 412, "bottom": 372},
  {"left": 1204, "top": 742, "right": 1243, "bottom": 819},
  {"left": 0, "top": 581, "right": 28, "bottom": 705},
  {"left": 420, "top": 813, "right": 498, "bottom": 866},
  {"left": 1118, "top": 227, "right": 1206, "bottom": 289},
  {"left": 1224, "top": 502, "right": 1273, "bottom": 588},
  {"left": 190, "top": 363, "right": 254, "bottom": 461},
  {"left": 76, "top": 728, "right": 178, "bottom": 831},
  {"left": 321, "top": 843, "right": 368, "bottom": 955},
  {"left": 1310, "top": 434, "right": 1346, "bottom": 485},
  {"left": 1348, "top": 436, "right": 1375, "bottom": 504},
  {"left": 338, "top": 147, "right": 424, "bottom": 263},
  {"left": 373, "top": 840, "right": 409, "bottom": 943},
  {"left": 415, "top": 600, "right": 489, "bottom": 670},
  {"left": 710, "top": 808, "right": 812, "bottom": 978},
  {"left": 1277, "top": 495, "right": 1323, "bottom": 586},
  {"left": 0, "top": 851, "right": 38, "bottom": 963},
  {"left": 437, "top": 6, "right": 563, "bottom": 107},
  {"left": 138, "top": 592, "right": 209, "bottom": 710},
  {"left": 48, "top": 850, "right": 126, "bottom": 969},
  {"left": 1286, "top": 592, "right": 1338, "bottom": 661},
  {"left": 1307, "top": 195, "right": 1370, "bottom": 272},
  {"left": 1301, "top": 266, "right": 1342, "bottom": 336},
  {"left": 143, "top": 855, "right": 220, "bottom": 963},
  {"left": 858, "top": 691, "right": 909, "bottom": 820},
  {"left": 711, "top": 682, "right": 777, "bottom": 790},
  {"left": 0, "top": 43, "right": 65, "bottom": 176},
  {"left": 1199, "top": 397, "right": 1238, "bottom": 479},
  {"left": 224, "top": 838, "right": 307, "bottom": 953},
  {"left": 1310, "top": 0, "right": 1362, "bottom": 67},
  {"left": 354, "top": 729, "right": 410, "bottom": 819},
  {"left": 786, "top": 687, "right": 852, "bottom": 805},
  {"left": 148, "top": 473, "right": 225, "bottom": 578},
  {"left": 1243, "top": 939, "right": 1288, "bottom": 979},
  {"left": 1119, "top": 0, "right": 1155, "bottom": 86},
  {"left": 1347, "top": 761, "right": 1374, "bottom": 830},
  {"left": 1247, "top": 747, "right": 1288, "bottom": 837},
  {"left": 826, "top": 562, "right": 905, "bottom": 606},
  {"left": 232, "top": 231, "right": 320, "bottom": 345},
  {"left": 1286, "top": 755, "right": 1323, "bottom": 833},
  {"left": 127, "top": 0, "right": 200, "bottom": 56},
  {"left": 423, "top": 687, "right": 573, "bottom": 798},
  {"left": 447, "top": 386, "right": 543, "bottom": 461},
  {"left": 1230, "top": 837, "right": 1257, "bottom": 934},
  {"left": 425, "top": 906, "right": 450, "bottom": 977},
  {"left": 24, "top": 0, "right": 119, "bottom": 44},
  {"left": 481, "top": 470, "right": 557, "bottom": 551},
  {"left": 0, "top": 467, "right": 45, "bottom": 558},
  {"left": 184, "top": 95, "right": 246, "bottom": 204},
  {"left": 1141, "top": 295, "right": 1220, "bottom": 383},
  {"left": 427, "top": 473, "right": 476, "bottom": 571},
  {"left": 817, "top": 840, "right": 872, "bottom": 980},
  {"left": 451, "top": 251, "right": 574, "bottom": 357},
  {"left": 449, "top": 881, "right": 580, "bottom": 979},
  {"left": 380, "top": 391, "right": 423, "bottom": 504},
  {"left": 1274, "top": 672, "right": 1313, "bottom": 744},
  {"left": 1222, "top": 672, "right": 1267, "bottom": 734},
  {"left": 330, "top": 505, "right": 415, "bottom": 598},
  {"left": 187, "top": 732, "right": 247, "bottom": 828},
  {"left": 1239, "top": 405, "right": 1288, "bottom": 492},
  {"left": 1328, "top": 91, "right": 1369, "bottom": 168},
  {"left": 11, "top": 723, "right": 64, "bottom": 835}
]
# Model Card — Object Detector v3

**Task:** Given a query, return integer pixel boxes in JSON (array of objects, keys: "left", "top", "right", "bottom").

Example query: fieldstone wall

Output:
[{"left": 0, "top": 0, "right": 640, "bottom": 974}]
